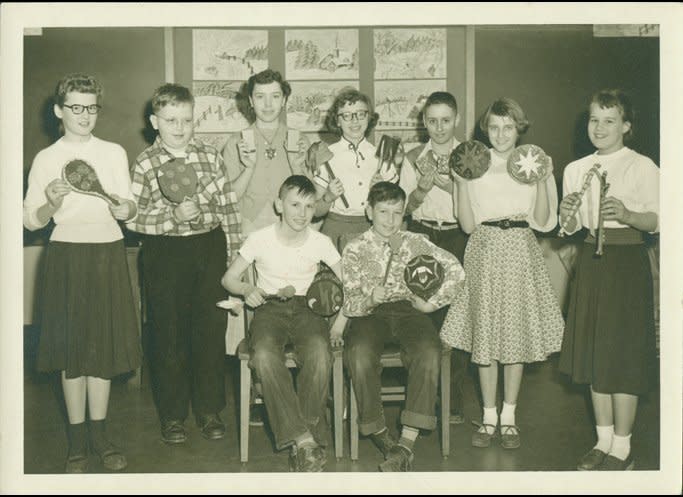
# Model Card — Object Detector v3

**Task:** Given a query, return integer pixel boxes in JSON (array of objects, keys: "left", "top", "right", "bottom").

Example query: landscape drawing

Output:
[
  {"left": 374, "top": 28, "right": 447, "bottom": 80},
  {"left": 285, "top": 29, "right": 359, "bottom": 80},
  {"left": 286, "top": 80, "right": 359, "bottom": 132},
  {"left": 192, "top": 81, "right": 250, "bottom": 134},
  {"left": 193, "top": 29, "right": 268, "bottom": 80},
  {"left": 374, "top": 79, "right": 447, "bottom": 130}
]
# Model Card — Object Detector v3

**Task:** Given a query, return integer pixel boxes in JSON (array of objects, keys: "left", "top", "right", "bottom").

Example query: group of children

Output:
[{"left": 23, "top": 68, "right": 659, "bottom": 474}]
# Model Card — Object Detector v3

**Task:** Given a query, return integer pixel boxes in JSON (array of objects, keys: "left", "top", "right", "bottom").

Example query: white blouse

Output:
[
  {"left": 314, "top": 137, "right": 398, "bottom": 216},
  {"left": 465, "top": 149, "right": 558, "bottom": 233},
  {"left": 561, "top": 146, "right": 659, "bottom": 234}
]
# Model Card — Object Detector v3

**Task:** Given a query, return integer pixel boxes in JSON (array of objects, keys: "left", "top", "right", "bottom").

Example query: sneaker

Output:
[
  {"left": 288, "top": 443, "right": 326, "bottom": 472},
  {"left": 598, "top": 453, "right": 635, "bottom": 471},
  {"left": 471, "top": 421, "right": 497, "bottom": 448},
  {"left": 369, "top": 428, "right": 397, "bottom": 459},
  {"left": 378, "top": 444, "right": 414, "bottom": 472},
  {"left": 161, "top": 419, "right": 187, "bottom": 445},
  {"left": 499, "top": 424, "right": 520, "bottom": 450},
  {"left": 577, "top": 448, "right": 607, "bottom": 471},
  {"left": 249, "top": 405, "right": 265, "bottom": 427}
]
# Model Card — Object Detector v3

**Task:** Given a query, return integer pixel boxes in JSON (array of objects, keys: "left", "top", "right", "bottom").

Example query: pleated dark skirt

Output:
[
  {"left": 558, "top": 240, "right": 656, "bottom": 394},
  {"left": 36, "top": 240, "right": 142, "bottom": 379}
]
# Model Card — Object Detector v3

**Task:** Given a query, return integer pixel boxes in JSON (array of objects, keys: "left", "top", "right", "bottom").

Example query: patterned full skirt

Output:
[{"left": 440, "top": 225, "right": 565, "bottom": 365}]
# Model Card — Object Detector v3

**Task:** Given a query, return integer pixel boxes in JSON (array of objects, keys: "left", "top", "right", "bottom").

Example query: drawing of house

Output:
[{"left": 318, "top": 37, "right": 353, "bottom": 71}]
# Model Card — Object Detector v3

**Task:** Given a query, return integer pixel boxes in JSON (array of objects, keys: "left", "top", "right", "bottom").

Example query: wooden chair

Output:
[{"left": 348, "top": 344, "right": 452, "bottom": 460}]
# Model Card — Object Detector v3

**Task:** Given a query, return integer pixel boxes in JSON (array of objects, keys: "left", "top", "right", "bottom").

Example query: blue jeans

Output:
[
  {"left": 248, "top": 297, "right": 333, "bottom": 449},
  {"left": 344, "top": 300, "right": 442, "bottom": 435}
]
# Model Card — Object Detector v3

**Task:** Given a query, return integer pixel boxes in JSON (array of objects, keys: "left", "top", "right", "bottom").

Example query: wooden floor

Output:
[{"left": 22, "top": 325, "right": 660, "bottom": 478}]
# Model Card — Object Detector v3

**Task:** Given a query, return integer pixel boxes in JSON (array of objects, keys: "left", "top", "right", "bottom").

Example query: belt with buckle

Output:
[
  {"left": 417, "top": 219, "right": 461, "bottom": 231},
  {"left": 481, "top": 219, "right": 529, "bottom": 230}
]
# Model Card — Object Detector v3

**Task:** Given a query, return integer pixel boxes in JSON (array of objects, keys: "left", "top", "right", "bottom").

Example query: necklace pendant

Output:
[{"left": 265, "top": 147, "right": 276, "bottom": 160}]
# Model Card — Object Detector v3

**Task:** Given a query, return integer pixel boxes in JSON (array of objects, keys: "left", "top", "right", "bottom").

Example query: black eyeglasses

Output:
[
  {"left": 63, "top": 104, "right": 101, "bottom": 115},
  {"left": 337, "top": 110, "right": 369, "bottom": 122}
]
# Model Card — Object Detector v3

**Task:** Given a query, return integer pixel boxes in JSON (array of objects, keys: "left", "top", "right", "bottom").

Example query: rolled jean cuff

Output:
[
  {"left": 358, "top": 414, "right": 387, "bottom": 436},
  {"left": 401, "top": 410, "right": 437, "bottom": 431},
  {"left": 275, "top": 426, "right": 310, "bottom": 451}
]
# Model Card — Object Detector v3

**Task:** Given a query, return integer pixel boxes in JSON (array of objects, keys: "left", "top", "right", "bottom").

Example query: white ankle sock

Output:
[
  {"left": 609, "top": 433, "right": 631, "bottom": 461},
  {"left": 482, "top": 407, "right": 498, "bottom": 434},
  {"left": 594, "top": 424, "right": 614, "bottom": 453},
  {"left": 500, "top": 402, "right": 516, "bottom": 427}
]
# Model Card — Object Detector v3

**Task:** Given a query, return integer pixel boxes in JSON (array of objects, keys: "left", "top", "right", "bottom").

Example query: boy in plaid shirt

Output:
[{"left": 128, "top": 84, "right": 241, "bottom": 445}]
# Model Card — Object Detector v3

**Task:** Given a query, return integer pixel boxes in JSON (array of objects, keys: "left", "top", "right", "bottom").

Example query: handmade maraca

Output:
[
  {"left": 62, "top": 159, "right": 120, "bottom": 205},
  {"left": 449, "top": 140, "right": 491, "bottom": 180},
  {"left": 308, "top": 141, "right": 350, "bottom": 208},
  {"left": 404, "top": 254, "right": 445, "bottom": 301},
  {"left": 382, "top": 232, "right": 404, "bottom": 285},
  {"left": 306, "top": 265, "right": 344, "bottom": 317},
  {"left": 156, "top": 157, "right": 198, "bottom": 203},
  {"left": 507, "top": 144, "right": 551, "bottom": 184}
]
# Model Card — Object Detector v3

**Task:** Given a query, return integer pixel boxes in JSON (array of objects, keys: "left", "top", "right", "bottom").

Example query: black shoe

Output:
[
  {"left": 577, "top": 448, "right": 607, "bottom": 471},
  {"left": 196, "top": 413, "right": 226, "bottom": 440},
  {"left": 92, "top": 442, "right": 127, "bottom": 471},
  {"left": 161, "top": 419, "right": 187, "bottom": 445},
  {"left": 288, "top": 443, "right": 326, "bottom": 472},
  {"left": 65, "top": 451, "right": 89, "bottom": 474},
  {"left": 249, "top": 405, "right": 265, "bottom": 427},
  {"left": 369, "top": 428, "right": 397, "bottom": 459},
  {"left": 378, "top": 444, "right": 413, "bottom": 472},
  {"left": 598, "top": 453, "right": 635, "bottom": 471}
]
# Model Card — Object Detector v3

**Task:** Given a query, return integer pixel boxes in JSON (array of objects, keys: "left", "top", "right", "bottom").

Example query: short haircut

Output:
[
  {"left": 151, "top": 84, "right": 194, "bottom": 113},
  {"left": 278, "top": 175, "right": 317, "bottom": 200},
  {"left": 590, "top": 88, "right": 635, "bottom": 141},
  {"left": 247, "top": 69, "right": 292, "bottom": 100},
  {"left": 55, "top": 73, "right": 103, "bottom": 107},
  {"left": 479, "top": 97, "right": 530, "bottom": 136},
  {"left": 423, "top": 91, "right": 458, "bottom": 115},
  {"left": 325, "top": 88, "right": 379, "bottom": 136},
  {"left": 367, "top": 181, "right": 406, "bottom": 207}
]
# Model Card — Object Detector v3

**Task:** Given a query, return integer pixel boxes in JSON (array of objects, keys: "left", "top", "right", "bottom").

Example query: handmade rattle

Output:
[
  {"left": 507, "top": 144, "right": 552, "bottom": 184},
  {"left": 404, "top": 254, "right": 445, "bottom": 301},
  {"left": 449, "top": 140, "right": 490, "bottom": 180},
  {"left": 382, "top": 232, "right": 404, "bottom": 285},
  {"left": 62, "top": 159, "right": 119, "bottom": 205},
  {"left": 308, "top": 141, "right": 350, "bottom": 208},
  {"left": 306, "top": 264, "right": 344, "bottom": 317}
]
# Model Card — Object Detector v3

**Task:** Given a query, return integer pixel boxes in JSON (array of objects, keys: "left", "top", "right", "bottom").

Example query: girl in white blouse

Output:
[
  {"left": 558, "top": 89, "right": 659, "bottom": 471},
  {"left": 440, "top": 98, "right": 564, "bottom": 451}
]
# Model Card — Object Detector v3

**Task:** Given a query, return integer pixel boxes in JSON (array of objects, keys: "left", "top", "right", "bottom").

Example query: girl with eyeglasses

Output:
[
  {"left": 23, "top": 73, "right": 141, "bottom": 473},
  {"left": 313, "top": 88, "right": 399, "bottom": 252}
]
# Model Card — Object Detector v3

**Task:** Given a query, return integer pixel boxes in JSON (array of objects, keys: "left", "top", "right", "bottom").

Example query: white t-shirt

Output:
[
  {"left": 23, "top": 135, "right": 134, "bottom": 243},
  {"left": 238, "top": 223, "right": 341, "bottom": 296},
  {"left": 400, "top": 139, "right": 460, "bottom": 223},
  {"left": 314, "top": 137, "right": 398, "bottom": 216},
  {"left": 561, "top": 146, "right": 659, "bottom": 234},
  {"left": 465, "top": 150, "right": 558, "bottom": 232}
]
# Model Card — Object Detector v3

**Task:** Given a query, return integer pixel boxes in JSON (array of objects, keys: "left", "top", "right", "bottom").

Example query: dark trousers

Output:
[
  {"left": 248, "top": 298, "right": 333, "bottom": 449},
  {"left": 344, "top": 301, "right": 441, "bottom": 435},
  {"left": 141, "top": 228, "right": 227, "bottom": 423},
  {"left": 407, "top": 219, "right": 470, "bottom": 414}
]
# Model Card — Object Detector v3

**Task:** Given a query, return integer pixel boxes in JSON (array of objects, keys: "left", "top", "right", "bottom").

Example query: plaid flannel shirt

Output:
[{"left": 127, "top": 136, "right": 242, "bottom": 263}]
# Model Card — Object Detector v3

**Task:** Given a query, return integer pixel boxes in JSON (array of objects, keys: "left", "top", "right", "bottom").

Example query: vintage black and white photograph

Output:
[{"left": 1, "top": 2, "right": 681, "bottom": 495}]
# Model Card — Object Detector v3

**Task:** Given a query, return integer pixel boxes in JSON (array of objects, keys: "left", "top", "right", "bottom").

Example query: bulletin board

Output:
[{"left": 171, "top": 26, "right": 472, "bottom": 154}]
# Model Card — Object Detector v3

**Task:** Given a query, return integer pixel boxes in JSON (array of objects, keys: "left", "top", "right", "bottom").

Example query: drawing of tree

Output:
[{"left": 351, "top": 48, "right": 359, "bottom": 69}]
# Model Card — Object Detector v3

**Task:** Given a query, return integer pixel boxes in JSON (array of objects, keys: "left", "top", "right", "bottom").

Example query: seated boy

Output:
[
  {"left": 222, "top": 175, "right": 344, "bottom": 472},
  {"left": 341, "top": 181, "right": 465, "bottom": 472},
  {"left": 127, "top": 84, "right": 241, "bottom": 445}
]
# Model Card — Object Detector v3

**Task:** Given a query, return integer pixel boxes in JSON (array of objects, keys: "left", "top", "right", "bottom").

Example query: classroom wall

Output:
[{"left": 474, "top": 25, "right": 660, "bottom": 187}]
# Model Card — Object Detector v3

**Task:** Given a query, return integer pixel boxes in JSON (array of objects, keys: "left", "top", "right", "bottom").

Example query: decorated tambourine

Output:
[
  {"left": 404, "top": 254, "right": 445, "bottom": 301},
  {"left": 62, "top": 159, "right": 119, "bottom": 205},
  {"left": 306, "top": 264, "right": 344, "bottom": 317},
  {"left": 157, "top": 157, "right": 198, "bottom": 203},
  {"left": 449, "top": 140, "right": 491, "bottom": 180},
  {"left": 506, "top": 144, "right": 551, "bottom": 184}
]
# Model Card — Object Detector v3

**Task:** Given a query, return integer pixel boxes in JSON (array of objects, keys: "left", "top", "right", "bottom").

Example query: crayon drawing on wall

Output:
[
  {"left": 374, "top": 79, "right": 447, "bottom": 130},
  {"left": 285, "top": 29, "right": 359, "bottom": 80},
  {"left": 192, "top": 81, "right": 250, "bottom": 134},
  {"left": 374, "top": 28, "right": 447, "bottom": 80},
  {"left": 287, "top": 80, "right": 359, "bottom": 132},
  {"left": 193, "top": 29, "right": 268, "bottom": 80}
]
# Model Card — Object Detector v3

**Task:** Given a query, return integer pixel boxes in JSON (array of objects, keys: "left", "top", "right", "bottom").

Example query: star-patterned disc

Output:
[
  {"left": 507, "top": 144, "right": 551, "bottom": 184},
  {"left": 449, "top": 140, "right": 491, "bottom": 180}
]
